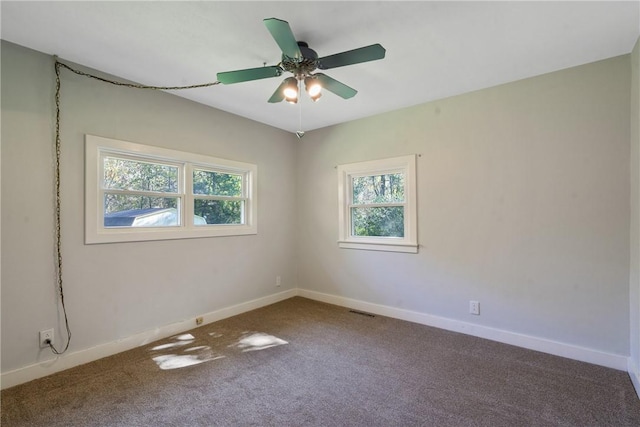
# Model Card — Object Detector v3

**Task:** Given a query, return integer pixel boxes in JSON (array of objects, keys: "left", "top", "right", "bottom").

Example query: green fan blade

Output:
[
  {"left": 268, "top": 79, "right": 288, "bottom": 103},
  {"left": 318, "top": 44, "right": 386, "bottom": 70},
  {"left": 263, "top": 18, "right": 302, "bottom": 59},
  {"left": 315, "top": 73, "right": 357, "bottom": 99},
  {"left": 217, "top": 66, "right": 282, "bottom": 84}
]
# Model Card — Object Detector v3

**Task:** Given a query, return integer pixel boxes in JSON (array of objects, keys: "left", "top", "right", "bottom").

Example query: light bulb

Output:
[
  {"left": 282, "top": 77, "right": 299, "bottom": 103},
  {"left": 284, "top": 87, "right": 298, "bottom": 99},
  {"left": 305, "top": 76, "right": 322, "bottom": 101},
  {"left": 307, "top": 83, "right": 321, "bottom": 97}
]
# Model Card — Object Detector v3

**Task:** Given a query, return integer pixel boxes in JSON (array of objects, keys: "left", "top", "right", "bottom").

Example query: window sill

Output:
[
  {"left": 86, "top": 224, "right": 257, "bottom": 244},
  {"left": 337, "top": 240, "right": 418, "bottom": 253}
]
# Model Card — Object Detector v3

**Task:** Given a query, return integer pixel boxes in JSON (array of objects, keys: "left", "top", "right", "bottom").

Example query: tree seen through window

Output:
[{"left": 351, "top": 173, "right": 405, "bottom": 237}]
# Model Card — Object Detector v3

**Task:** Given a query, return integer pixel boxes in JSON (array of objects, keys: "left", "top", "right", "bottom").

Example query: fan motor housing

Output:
[{"left": 282, "top": 41, "right": 318, "bottom": 76}]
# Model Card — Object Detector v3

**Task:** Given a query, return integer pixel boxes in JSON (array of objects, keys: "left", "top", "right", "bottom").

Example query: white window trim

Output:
[
  {"left": 85, "top": 134, "right": 257, "bottom": 244},
  {"left": 337, "top": 155, "right": 418, "bottom": 253}
]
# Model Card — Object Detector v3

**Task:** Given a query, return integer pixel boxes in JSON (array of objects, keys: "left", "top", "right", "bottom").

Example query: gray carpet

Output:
[{"left": 2, "top": 297, "right": 639, "bottom": 426}]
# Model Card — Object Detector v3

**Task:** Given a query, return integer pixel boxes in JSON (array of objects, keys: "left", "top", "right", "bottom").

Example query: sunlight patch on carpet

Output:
[
  {"left": 150, "top": 331, "right": 288, "bottom": 370},
  {"left": 152, "top": 352, "right": 224, "bottom": 370},
  {"left": 151, "top": 340, "right": 195, "bottom": 351},
  {"left": 151, "top": 333, "right": 196, "bottom": 351},
  {"left": 175, "top": 334, "right": 196, "bottom": 340},
  {"left": 150, "top": 333, "right": 224, "bottom": 370},
  {"left": 231, "top": 332, "right": 288, "bottom": 352}
]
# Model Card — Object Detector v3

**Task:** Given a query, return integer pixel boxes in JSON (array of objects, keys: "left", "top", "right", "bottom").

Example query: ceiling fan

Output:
[{"left": 216, "top": 18, "right": 386, "bottom": 104}]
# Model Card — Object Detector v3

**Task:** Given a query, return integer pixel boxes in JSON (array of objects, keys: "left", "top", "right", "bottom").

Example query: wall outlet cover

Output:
[
  {"left": 469, "top": 301, "right": 480, "bottom": 315},
  {"left": 39, "top": 329, "right": 54, "bottom": 348}
]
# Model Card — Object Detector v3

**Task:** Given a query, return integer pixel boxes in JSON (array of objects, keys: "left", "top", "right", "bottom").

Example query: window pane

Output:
[
  {"left": 194, "top": 199, "right": 243, "bottom": 225},
  {"left": 193, "top": 170, "right": 242, "bottom": 197},
  {"left": 352, "top": 173, "right": 404, "bottom": 205},
  {"left": 351, "top": 206, "right": 404, "bottom": 237},
  {"left": 103, "top": 157, "right": 178, "bottom": 193},
  {"left": 104, "top": 195, "right": 179, "bottom": 227}
]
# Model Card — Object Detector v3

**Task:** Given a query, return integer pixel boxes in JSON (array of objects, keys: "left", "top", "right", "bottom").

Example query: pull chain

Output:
[{"left": 296, "top": 80, "right": 305, "bottom": 139}]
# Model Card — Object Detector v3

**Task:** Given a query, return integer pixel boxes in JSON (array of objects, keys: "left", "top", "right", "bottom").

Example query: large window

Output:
[
  {"left": 86, "top": 135, "right": 257, "bottom": 244},
  {"left": 337, "top": 155, "right": 417, "bottom": 253}
]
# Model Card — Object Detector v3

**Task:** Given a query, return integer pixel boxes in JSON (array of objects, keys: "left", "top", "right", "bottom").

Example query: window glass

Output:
[
  {"left": 103, "top": 156, "right": 181, "bottom": 228},
  {"left": 194, "top": 199, "right": 244, "bottom": 225},
  {"left": 104, "top": 207, "right": 181, "bottom": 227},
  {"left": 103, "top": 195, "right": 180, "bottom": 228},
  {"left": 352, "top": 173, "right": 404, "bottom": 205},
  {"left": 351, "top": 206, "right": 405, "bottom": 237},
  {"left": 193, "top": 170, "right": 242, "bottom": 197},
  {"left": 104, "top": 157, "right": 178, "bottom": 193}
]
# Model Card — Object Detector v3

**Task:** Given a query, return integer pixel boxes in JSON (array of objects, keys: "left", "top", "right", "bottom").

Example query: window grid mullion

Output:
[
  {"left": 349, "top": 202, "right": 406, "bottom": 208},
  {"left": 183, "top": 163, "right": 192, "bottom": 229},
  {"left": 194, "top": 195, "right": 248, "bottom": 201},
  {"left": 348, "top": 175, "right": 355, "bottom": 236},
  {"left": 102, "top": 188, "right": 180, "bottom": 197}
]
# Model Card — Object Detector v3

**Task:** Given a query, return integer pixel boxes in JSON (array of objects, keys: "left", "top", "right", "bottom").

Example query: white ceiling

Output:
[{"left": 2, "top": 1, "right": 639, "bottom": 134}]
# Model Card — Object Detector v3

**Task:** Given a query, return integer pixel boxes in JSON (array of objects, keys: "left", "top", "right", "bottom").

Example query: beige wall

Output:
[
  {"left": 1, "top": 41, "right": 298, "bottom": 374},
  {"left": 2, "top": 39, "right": 636, "bottom": 385},
  {"left": 296, "top": 55, "right": 631, "bottom": 356}
]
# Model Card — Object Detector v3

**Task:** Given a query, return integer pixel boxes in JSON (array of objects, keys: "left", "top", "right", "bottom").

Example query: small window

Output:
[
  {"left": 338, "top": 155, "right": 417, "bottom": 253},
  {"left": 86, "top": 135, "right": 257, "bottom": 244}
]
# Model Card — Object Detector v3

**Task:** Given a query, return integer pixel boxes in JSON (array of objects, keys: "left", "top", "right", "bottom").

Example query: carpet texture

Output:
[{"left": 2, "top": 297, "right": 640, "bottom": 426}]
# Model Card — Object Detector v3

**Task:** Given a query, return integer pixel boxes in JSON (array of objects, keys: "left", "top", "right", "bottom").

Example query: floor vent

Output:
[{"left": 349, "top": 310, "right": 375, "bottom": 318}]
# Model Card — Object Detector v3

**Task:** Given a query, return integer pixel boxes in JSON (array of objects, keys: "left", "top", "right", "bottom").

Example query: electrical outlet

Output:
[
  {"left": 40, "top": 329, "right": 54, "bottom": 348},
  {"left": 276, "top": 276, "right": 281, "bottom": 287},
  {"left": 469, "top": 301, "right": 480, "bottom": 315},
  {"left": 195, "top": 316, "right": 204, "bottom": 326}
]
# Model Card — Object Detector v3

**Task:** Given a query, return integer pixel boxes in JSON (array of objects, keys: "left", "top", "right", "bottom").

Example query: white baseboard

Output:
[
  {"left": 629, "top": 358, "right": 640, "bottom": 399},
  {"left": 1, "top": 289, "right": 297, "bottom": 390},
  {"left": 297, "top": 289, "right": 628, "bottom": 371}
]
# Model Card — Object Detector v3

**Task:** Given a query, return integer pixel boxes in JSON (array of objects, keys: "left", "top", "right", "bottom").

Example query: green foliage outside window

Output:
[
  {"left": 103, "top": 157, "right": 178, "bottom": 213},
  {"left": 193, "top": 170, "right": 242, "bottom": 197},
  {"left": 352, "top": 173, "right": 404, "bottom": 204},
  {"left": 104, "top": 195, "right": 178, "bottom": 213},
  {"left": 193, "top": 169, "right": 244, "bottom": 225},
  {"left": 351, "top": 173, "right": 405, "bottom": 237},
  {"left": 194, "top": 200, "right": 243, "bottom": 225},
  {"left": 103, "top": 158, "right": 245, "bottom": 226},
  {"left": 352, "top": 206, "right": 404, "bottom": 237}
]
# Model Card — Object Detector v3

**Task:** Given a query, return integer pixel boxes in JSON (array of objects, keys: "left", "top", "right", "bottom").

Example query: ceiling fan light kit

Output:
[{"left": 216, "top": 17, "right": 386, "bottom": 104}]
